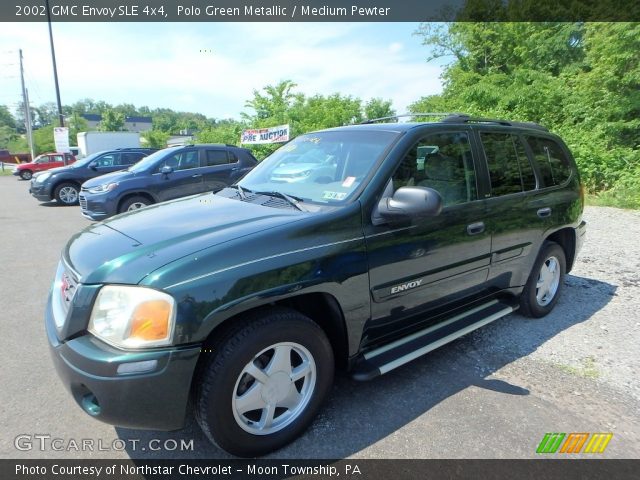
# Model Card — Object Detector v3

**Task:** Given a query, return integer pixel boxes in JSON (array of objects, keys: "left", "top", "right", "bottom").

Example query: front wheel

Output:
[
  {"left": 119, "top": 196, "right": 150, "bottom": 213},
  {"left": 20, "top": 170, "right": 32, "bottom": 180},
  {"left": 194, "top": 308, "right": 334, "bottom": 457},
  {"left": 54, "top": 183, "right": 79, "bottom": 205},
  {"left": 520, "top": 241, "right": 566, "bottom": 317}
]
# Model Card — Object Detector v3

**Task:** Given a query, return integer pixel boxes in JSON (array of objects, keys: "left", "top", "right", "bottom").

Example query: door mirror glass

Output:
[{"left": 161, "top": 165, "right": 173, "bottom": 175}]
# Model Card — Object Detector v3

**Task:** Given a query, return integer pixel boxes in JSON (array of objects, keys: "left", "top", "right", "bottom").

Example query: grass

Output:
[
  {"left": 555, "top": 356, "right": 601, "bottom": 379},
  {"left": 0, "top": 167, "right": 16, "bottom": 176},
  {"left": 587, "top": 191, "right": 640, "bottom": 210}
]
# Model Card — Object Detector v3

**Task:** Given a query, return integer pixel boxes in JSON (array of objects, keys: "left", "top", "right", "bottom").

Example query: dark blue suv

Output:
[
  {"left": 79, "top": 144, "right": 258, "bottom": 220},
  {"left": 29, "top": 148, "right": 155, "bottom": 206}
]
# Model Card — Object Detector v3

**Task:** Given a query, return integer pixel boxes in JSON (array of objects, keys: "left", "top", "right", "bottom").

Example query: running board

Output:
[{"left": 352, "top": 300, "right": 517, "bottom": 381}]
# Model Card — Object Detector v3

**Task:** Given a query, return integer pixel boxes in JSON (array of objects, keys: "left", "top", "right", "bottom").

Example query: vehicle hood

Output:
[
  {"left": 82, "top": 169, "right": 134, "bottom": 187},
  {"left": 16, "top": 162, "right": 36, "bottom": 169},
  {"left": 40, "top": 166, "right": 67, "bottom": 176},
  {"left": 64, "top": 193, "right": 303, "bottom": 284}
]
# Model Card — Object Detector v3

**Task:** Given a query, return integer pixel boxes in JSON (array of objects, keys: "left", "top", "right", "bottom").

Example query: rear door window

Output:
[
  {"left": 120, "top": 152, "right": 144, "bottom": 166},
  {"left": 206, "top": 150, "right": 229, "bottom": 166},
  {"left": 525, "top": 136, "right": 572, "bottom": 187},
  {"left": 480, "top": 132, "right": 535, "bottom": 196}
]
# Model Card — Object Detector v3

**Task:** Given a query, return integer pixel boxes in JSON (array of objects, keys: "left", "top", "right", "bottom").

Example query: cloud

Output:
[{"left": 0, "top": 22, "right": 443, "bottom": 118}]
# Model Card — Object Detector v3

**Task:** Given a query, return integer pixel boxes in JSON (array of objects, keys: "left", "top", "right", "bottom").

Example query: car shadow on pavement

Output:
[{"left": 116, "top": 273, "right": 616, "bottom": 460}]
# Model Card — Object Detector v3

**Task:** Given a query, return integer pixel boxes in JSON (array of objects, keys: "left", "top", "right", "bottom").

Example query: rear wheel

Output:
[
  {"left": 194, "top": 308, "right": 334, "bottom": 457},
  {"left": 520, "top": 241, "right": 566, "bottom": 317},
  {"left": 54, "top": 183, "right": 79, "bottom": 205},
  {"left": 20, "top": 170, "right": 32, "bottom": 180},
  {"left": 119, "top": 196, "right": 150, "bottom": 213}
]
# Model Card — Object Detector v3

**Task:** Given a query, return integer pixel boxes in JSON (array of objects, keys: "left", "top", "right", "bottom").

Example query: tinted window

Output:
[
  {"left": 157, "top": 150, "right": 200, "bottom": 172},
  {"left": 206, "top": 150, "right": 228, "bottom": 166},
  {"left": 51, "top": 155, "right": 63, "bottom": 163},
  {"left": 120, "top": 152, "right": 143, "bottom": 166},
  {"left": 481, "top": 132, "right": 531, "bottom": 196},
  {"left": 393, "top": 132, "right": 477, "bottom": 207},
  {"left": 228, "top": 151, "right": 238, "bottom": 163},
  {"left": 526, "top": 136, "right": 572, "bottom": 186}
]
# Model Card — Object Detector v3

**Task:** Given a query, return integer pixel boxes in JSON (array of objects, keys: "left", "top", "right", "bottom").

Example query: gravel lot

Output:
[{"left": 0, "top": 176, "right": 638, "bottom": 459}]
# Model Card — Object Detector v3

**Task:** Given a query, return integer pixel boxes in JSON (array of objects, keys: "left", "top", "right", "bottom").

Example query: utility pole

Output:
[
  {"left": 45, "top": 0, "right": 64, "bottom": 129},
  {"left": 19, "top": 49, "right": 35, "bottom": 160}
]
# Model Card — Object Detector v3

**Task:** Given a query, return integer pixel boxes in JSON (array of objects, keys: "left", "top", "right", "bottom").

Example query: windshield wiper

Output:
[
  {"left": 228, "top": 184, "right": 248, "bottom": 199},
  {"left": 255, "top": 190, "right": 308, "bottom": 212}
]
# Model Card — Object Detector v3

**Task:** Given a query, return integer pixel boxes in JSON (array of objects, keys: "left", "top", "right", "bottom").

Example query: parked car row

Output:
[{"left": 23, "top": 144, "right": 259, "bottom": 221}]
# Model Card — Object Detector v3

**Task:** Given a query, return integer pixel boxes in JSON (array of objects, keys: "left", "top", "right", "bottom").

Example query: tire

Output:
[
  {"left": 194, "top": 308, "right": 334, "bottom": 457},
  {"left": 20, "top": 170, "right": 32, "bottom": 180},
  {"left": 54, "top": 183, "right": 79, "bottom": 205},
  {"left": 119, "top": 196, "right": 150, "bottom": 213},
  {"left": 520, "top": 241, "right": 566, "bottom": 318}
]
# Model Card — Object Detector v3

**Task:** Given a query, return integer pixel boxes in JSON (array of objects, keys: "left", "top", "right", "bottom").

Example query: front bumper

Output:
[
  {"left": 12, "top": 169, "right": 21, "bottom": 176},
  {"left": 45, "top": 291, "right": 201, "bottom": 430},
  {"left": 78, "top": 192, "right": 115, "bottom": 221},
  {"left": 29, "top": 182, "right": 52, "bottom": 201}
]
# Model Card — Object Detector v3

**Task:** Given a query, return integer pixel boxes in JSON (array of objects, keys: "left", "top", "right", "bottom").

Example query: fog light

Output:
[{"left": 116, "top": 359, "right": 158, "bottom": 375}]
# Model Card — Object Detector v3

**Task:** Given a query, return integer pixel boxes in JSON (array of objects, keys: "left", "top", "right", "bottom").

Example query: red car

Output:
[{"left": 13, "top": 152, "right": 76, "bottom": 180}]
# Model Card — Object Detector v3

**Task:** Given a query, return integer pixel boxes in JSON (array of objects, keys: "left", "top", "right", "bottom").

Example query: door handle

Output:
[
  {"left": 467, "top": 222, "right": 485, "bottom": 235},
  {"left": 537, "top": 207, "right": 552, "bottom": 218},
  {"left": 191, "top": 174, "right": 203, "bottom": 178}
]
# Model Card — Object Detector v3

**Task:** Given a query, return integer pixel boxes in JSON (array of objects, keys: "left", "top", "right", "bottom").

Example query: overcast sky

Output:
[{"left": 0, "top": 22, "right": 446, "bottom": 119}]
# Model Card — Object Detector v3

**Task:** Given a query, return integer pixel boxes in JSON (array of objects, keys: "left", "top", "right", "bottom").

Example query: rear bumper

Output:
[{"left": 46, "top": 292, "right": 201, "bottom": 431}]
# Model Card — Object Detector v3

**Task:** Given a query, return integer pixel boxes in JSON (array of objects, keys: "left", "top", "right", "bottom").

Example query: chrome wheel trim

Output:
[
  {"left": 59, "top": 186, "right": 78, "bottom": 204},
  {"left": 22, "top": 171, "right": 32, "bottom": 180},
  {"left": 127, "top": 202, "right": 147, "bottom": 211},
  {"left": 536, "top": 255, "right": 560, "bottom": 306},
  {"left": 232, "top": 342, "right": 316, "bottom": 436}
]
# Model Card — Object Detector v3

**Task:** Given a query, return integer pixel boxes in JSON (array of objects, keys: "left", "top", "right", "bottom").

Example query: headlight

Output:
[
  {"left": 88, "top": 285, "right": 176, "bottom": 349},
  {"left": 36, "top": 172, "right": 51, "bottom": 183},
  {"left": 86, "top": 182, "right": 118, "bottom": 194}
]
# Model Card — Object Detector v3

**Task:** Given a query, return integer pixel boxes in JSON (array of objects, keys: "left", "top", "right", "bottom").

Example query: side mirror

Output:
[
  {"left": 161, "top": 165, "right": 173, "bottom": 175},
  {"left": 373, "top": 186, "right": 442, "bottom": 225},
  {"left": 89, "top": 162, "right": 97, "bottom": 171}
]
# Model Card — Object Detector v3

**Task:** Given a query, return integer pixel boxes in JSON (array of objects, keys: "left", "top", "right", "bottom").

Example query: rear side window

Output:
[
  {"left": 526, "top": 136, "right": 572, "bottom": 186},
  {"left": 480, "top": 132, "right": 535, "bottom": 196},
  {"left": 206, "top": 150, "right": 229, "bottom": 166}
]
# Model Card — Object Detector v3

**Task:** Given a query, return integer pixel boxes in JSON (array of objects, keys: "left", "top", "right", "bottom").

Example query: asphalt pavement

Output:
[{"left": 0, "top": 176, "right": 638, "bottom": 460}]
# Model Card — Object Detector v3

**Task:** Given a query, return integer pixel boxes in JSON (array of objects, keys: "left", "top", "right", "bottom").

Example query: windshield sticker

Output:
[
  {"left": 342, "top": 176, "right": 356, "bottom": 188},
  {"left": 322, "top": 191, "right": 347, "bottom": 201},
  {"left": 299, "top": 136, "right": 321, "bottom": 144}
]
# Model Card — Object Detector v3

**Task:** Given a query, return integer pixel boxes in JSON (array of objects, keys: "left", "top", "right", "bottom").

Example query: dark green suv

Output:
[{"left": 46, "top": 114, "right": 586, "bottom": 456}]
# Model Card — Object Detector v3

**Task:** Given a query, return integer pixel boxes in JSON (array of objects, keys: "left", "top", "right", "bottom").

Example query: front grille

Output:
[
  {"left": 79, "top": 194, "right": 87, "bottom": 210},
  {"left": 59, "top": 269, "right": 78, "bottom": 314},
  {"left": 52, "top": 261, "right": 80, "bottom": 331}
]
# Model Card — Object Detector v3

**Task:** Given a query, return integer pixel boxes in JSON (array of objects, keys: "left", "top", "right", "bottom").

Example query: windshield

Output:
[
  {"left": 127, "top": 148, "right": 174, "bottom": 173},
  {"left": 237, "top": 130, "right": 398, "bottom": 204}
]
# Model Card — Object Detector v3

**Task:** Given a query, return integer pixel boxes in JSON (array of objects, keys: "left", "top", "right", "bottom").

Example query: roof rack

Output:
[
  {"left": 360, "top": 112, "right": 462, "bottom": 124},
  {"left": 360, "top": 112, "right": 548, "bottom": 131},
  {"left": 441, "top": 114, "right": 548, "bottom": 131}
]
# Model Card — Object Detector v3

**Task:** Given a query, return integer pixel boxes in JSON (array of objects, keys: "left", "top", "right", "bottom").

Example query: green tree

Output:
[
  {"left": 141, "top": 129, "right": 170, "bottom": 148},
  {"left": 99, "top": 109, "right": 125, "bottom": 131},
  {"left": 364, "top": 98, "right": 396, "bottom": 121}
]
